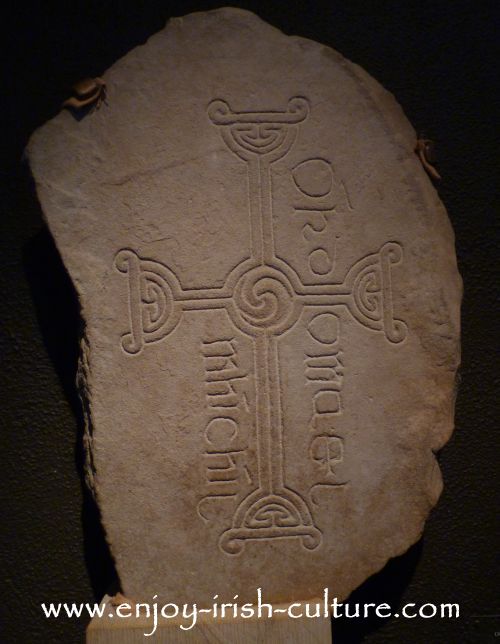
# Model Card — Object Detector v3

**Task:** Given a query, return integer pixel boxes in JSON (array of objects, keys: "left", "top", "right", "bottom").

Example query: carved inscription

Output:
[
  {"left": 198, "top": 338, "right": 252, "bottom": 521},
  {"left": 115, "top": 96, "right": 408, "bottom": 556},
  {"left": 293, "top": 158, "right": 338, "bottom": 279},
  {"left": 305, "top": 311, "right": 348, "bottom": 504}
]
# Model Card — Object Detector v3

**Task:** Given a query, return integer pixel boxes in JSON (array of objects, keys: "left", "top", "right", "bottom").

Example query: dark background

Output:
[{"left": 1, "top": 1, "right": 498, "bottom": 642}]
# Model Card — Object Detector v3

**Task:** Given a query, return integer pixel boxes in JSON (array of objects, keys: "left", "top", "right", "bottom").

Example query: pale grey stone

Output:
[{"left": 28, "top": 8, "right": 461, "bottom": 605}]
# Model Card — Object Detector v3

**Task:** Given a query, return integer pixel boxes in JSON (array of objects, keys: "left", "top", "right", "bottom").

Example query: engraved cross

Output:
[{"left": 115, "top": 97, "right": 407, "bottom": 554}]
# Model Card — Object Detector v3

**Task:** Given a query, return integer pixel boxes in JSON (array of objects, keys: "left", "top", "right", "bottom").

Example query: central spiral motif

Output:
[{"left": 230, "top": 265, "right": 300, "bottom": 336}]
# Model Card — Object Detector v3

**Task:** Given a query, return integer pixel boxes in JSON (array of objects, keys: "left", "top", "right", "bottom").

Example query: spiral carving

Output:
[{"left": 232, "top": 266, "right": 298, "bottom": 335}]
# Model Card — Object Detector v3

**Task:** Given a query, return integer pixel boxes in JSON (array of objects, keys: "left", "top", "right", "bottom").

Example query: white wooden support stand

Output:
[{"left": 87, "top": 595, "right": 332, "bottom": 643}]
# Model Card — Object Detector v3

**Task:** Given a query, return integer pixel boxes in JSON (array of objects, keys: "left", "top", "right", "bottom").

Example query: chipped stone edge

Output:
[{"left": 76, "top": 331, "right": 97, "bottom": 497}]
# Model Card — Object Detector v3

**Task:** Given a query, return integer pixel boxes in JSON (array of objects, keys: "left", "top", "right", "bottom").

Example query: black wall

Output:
[{"left": 1, "top": 1, "right": 498, "bottom": 642}]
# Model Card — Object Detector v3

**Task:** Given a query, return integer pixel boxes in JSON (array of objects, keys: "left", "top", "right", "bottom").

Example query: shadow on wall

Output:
[
  {"left": 22, "top": 169, "right": 118, "bottom": 601},
  {"left": 334, "top": 540, "right": 423, "bottom": 642},
  {"left": 21, "top": 167, "right": 422, "bottom": 640}
]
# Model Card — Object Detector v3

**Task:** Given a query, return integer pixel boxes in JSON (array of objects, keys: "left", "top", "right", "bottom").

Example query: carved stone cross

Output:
[{"left": 116, "top": 96, "right": 407, "bottom": 554}]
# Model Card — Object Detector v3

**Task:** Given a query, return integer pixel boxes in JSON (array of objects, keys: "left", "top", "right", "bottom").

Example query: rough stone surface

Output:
[{"left": 28, "top": 8, "right": 461, "bottom": 605}]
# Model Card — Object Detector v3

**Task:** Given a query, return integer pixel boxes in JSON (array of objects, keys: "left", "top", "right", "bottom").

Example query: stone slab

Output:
[{"left": 28, "top": 7, "right": 462, "bottom": 605}]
